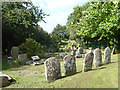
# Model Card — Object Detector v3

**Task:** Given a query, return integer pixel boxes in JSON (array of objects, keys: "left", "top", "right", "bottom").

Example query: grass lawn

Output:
[{"left": 2, "top": 53, "right": 119, "bottom": 88}]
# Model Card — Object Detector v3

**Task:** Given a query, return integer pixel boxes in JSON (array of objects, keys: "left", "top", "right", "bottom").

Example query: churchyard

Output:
[
  {"left": 1, "top": 45, "right": 119, "bottom": 88},
  {"left": 1, "top": 1, "right": 120, "bottom": 89}
]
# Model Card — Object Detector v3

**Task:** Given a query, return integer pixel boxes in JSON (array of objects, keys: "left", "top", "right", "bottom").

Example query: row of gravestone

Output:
[
  {"left": 10, "top": 43, "right": 83, "bottom": 61},
  {"left": 10, "top": 46, "right": 67, "bottom": 62},
  {"left": 44, "top": 46, "right": 111, "bottom": 83},
  {"left": 10, "top": 46, "right": 28, "bottom": 62}
]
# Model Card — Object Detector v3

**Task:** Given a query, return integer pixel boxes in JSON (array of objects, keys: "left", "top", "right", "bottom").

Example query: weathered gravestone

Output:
[
  {"left": 0, "top": 72, "right": 13, "bottom": 87},
  {"left": 75, "top": 44, "right": 84, "bottom": 58},
  {"left": 104, "top": 47, "right": 111, "bottom": 64},
  {"left": 83, "top": 49, "right": 94, "bottom": 72},
  {"left": 18, "top": 54, "right": 28, "bottom": 62},
  {"left": 71, "top": 43, "right": 76, "bottom": 55},
  {"left": 76, "top": 44, "right": 83, "bottom": 55},
  {"left": 44, "top": 57, "right": 61, "bottom": 82},
  {"left": 64, "top": 54, "right": 76, "bottom": 76},
  {"left": 64, "top": 44, "right": 76, "bottom": 76},
  {"left": 11, "top": 46, "right": 19, "bottom": 60},
  {"left": 94, "top": 48, "right": 102, "bottom": 67}
]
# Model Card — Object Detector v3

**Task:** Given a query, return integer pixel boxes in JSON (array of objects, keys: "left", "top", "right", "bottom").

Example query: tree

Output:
[
  {"left": 67, "top": 3, "right": 90, "bottom": 41},
  {"left": 51, "top": 24, "right": 69, "bottom": 43},
  {"left": 2, "top": 2, "right": 48, "bottom": 54},
  {"left": 30, "top": 26, "right": 52, "bottom": 46},
  {"left": 67, "top": 2, "right": 120, "bottom": 50}
]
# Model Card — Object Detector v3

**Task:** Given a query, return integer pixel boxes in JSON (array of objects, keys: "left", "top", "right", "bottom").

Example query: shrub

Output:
[
  {"left": 19, "top": 38, "right": 42, "bottom": 58},
  {"left": 10, "top": 60, "right": 24, "bottom": 67}
]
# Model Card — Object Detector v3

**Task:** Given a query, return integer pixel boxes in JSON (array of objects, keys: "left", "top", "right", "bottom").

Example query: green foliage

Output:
[
  {"left": 19, "top": 38, "right": 42, "bottom": 57},
  {"left": 2, "top": 2, "right": 49, "bottom": 54},
  {"left": 50, "top": 24, "right": 69, "bottom": 44},
  {"left": 67, "top": 2, "right": 120, "bottom": 49},
  {"left": 29, "top": 26, "right": 52, "bottom": 46},
  {"left": 10, "top": 60, "right": 24, "bottom": 67}
]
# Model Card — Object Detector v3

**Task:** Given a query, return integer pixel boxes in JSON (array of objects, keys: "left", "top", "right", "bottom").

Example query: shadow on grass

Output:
[
  {"left": 101, "top": 61, "right": 118, "bottom": 66},
  {"left": 110, "top": 61, "right": 118, "bottom": 63},
  {"left": 92, "top": 66, "right": 106, "bottom": 71},
  {"left": 59, "top": 71, "right": 82, "bottom": 79}
]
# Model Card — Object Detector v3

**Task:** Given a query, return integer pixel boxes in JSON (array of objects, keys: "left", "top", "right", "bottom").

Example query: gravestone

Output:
[
  {"left": 64, "top": 54, "right": 76, "bottom": 76},
  {"left": 83, "top": 49, "right": 94, "bottom": 72},
  {"left": 0, "top": 72, "right": 12, "bottom": 87},
  {"left": 104, "top": 47, "right": 111, "bottom": 64},
  {"left": 18, "top": 54, "right": 28, "bottom": 62},
  {"left": 94, "top": 48, "right": 102, "bottom": 67},
  {"left": 64, "top": 43, "right": 76, "bottom": 76},
  {"left": 76, "top": 44, "right": 83, "bottom": 58},
  {"left": 71, "top": 43, "right": 76, "bottom": 56},
  {"left": 76, "top": 44, "right": 83, "bottom": 55},
  {"left": 11, "top": 46, "right": 19, "bottom": 60},
  {"left": 44, "top": 57, "right": 61, "bottom": 83}
]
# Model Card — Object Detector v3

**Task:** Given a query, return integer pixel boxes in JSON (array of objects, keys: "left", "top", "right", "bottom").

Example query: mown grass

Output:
[{"left": 2, "top": 53, "right": 118, "bottom": 88}]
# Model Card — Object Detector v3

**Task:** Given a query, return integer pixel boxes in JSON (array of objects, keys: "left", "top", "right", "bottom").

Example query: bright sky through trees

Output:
[{"left": 31, "top": 0, "right": 89, "bottom": 33}]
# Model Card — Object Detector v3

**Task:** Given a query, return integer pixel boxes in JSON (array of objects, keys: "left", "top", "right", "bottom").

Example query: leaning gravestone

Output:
[
  {"left": 104, "top": 47, "right": 111, "bottom": 64},
  {"left": 18, "top": 54, "right": 28, "bottom": 62},
  {"left": 44, "top": 57, "right": 61, "bottom": 83},
  {"left": 11, "top": 46, "right": 19, "bottom": 60},
  {"left": 94, "top": 48, "right": 102, "bottom": 67},
  {"left": 83, "top": 49, "right": 94, "bottom": 72}
]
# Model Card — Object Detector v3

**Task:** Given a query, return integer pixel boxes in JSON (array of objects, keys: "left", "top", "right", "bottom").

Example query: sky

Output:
[{"left": 31, "top": 0, "right": 89, "bottom": 33}]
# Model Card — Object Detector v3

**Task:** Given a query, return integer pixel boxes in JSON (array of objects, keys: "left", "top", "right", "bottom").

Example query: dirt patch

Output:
[{"left": 17, "top": 70, "right": 39, "bottom": 76}]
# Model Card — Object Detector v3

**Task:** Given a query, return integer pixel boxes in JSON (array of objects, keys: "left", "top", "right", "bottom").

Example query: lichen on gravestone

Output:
[
  {"left": 83, "top": 50, "right": 94, "bottom": 72},
  {"left": 44, "top": 57, "right": 61, "bottom": 83},
  {"left": 104, "top": 47, "right": 111, "bottom": 64},
  {"left": 94, "top": 48, "right": 102, "bottom": 67},
  {"left": 64, "top": 53, "right": 76, "bottom": 76}
]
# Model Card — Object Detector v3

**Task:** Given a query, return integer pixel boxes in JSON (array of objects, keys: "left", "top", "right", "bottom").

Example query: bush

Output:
[
  {"left": 19, "top": 38, "right": 42, "bottom": 58},
  {"left": 10, "top": 60, "right": 24, "bottom": 67}
]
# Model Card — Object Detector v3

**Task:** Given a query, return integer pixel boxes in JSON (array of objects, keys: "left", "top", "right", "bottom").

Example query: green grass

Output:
[{"left": 2, "top": 54, "right": 118, "bottom": 88}]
